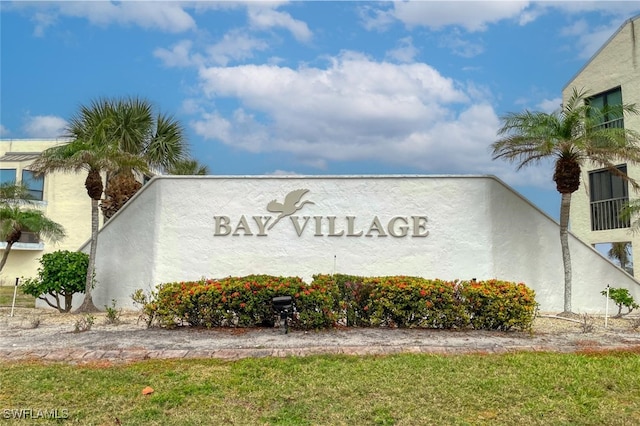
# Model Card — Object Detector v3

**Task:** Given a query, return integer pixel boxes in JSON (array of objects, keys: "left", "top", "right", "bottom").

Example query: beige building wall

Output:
[
  {"left": 0, "top": 139, "right": 99, "bottom": 286},
  {"left": 565, "top": 15, "right": 640, "bottom": 274}
]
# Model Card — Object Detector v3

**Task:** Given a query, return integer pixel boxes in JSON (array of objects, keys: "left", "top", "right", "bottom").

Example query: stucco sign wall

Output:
[{"left": 80, "top": 175, "right": 640, "bottom": 313}]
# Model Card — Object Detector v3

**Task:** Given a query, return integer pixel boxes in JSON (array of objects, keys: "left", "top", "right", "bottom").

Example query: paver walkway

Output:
[{"left": 2, "top": 322, "right": 639, "bottom": 364}]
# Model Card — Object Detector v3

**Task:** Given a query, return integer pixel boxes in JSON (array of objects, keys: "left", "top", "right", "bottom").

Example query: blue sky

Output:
[{"left": 2, "top": 1, "right": 640, "bottom": 221}]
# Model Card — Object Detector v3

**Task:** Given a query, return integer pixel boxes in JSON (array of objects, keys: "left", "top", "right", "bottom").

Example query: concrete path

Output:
[{"left": 2, "top": 323, "right": 639, "bottom": 364}]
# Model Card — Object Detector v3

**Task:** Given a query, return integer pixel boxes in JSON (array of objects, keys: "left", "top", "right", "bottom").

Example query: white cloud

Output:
[
  {"left": 384, "top": 1, "right": 531, "bottom": 32},
  {"left": 206, "top": 30, "right": 270, "bottom": 66},
  {"left": 358, "top": 4, "right": 397, "bottom": 32},
  {"left": 268, "top": 170, "right": 300, "bottom": 176},
  {"left": 561, "top": 19, "right": 621, "bottom": 60},
  {"left": 0, "top": 124, "right": 9, "bottom": 137},
  {"left": 20, "top": 1, "right": 197, "bottom": 35},
  {"left": 32, "top": 11, "right": 58, "bottom": 37},
  {"left": 438, "top": 30, "right": 484, "bottom": 58},
  {"left": 22, "top": 115, "right": 67, "bottom": 138},
  {"left": 549, "top": 1, "right": 640, "bottom": 17},
  {"left": 537, "top": 97, "right": 562, "bottom": 114},
  {"left": 386, "top": 37, "right": 419, "bottom": 63},
  {"left": 191, "top": 53, "right": 512, "bottom": 178},
  {"left": 154, "top": 40, "right": 203, "bottom": 68},
  {"left": 247, "top": 4, "right": 313, "bottom": 42}
]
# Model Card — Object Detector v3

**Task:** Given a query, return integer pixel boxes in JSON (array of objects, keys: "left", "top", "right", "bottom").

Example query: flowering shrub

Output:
[
  {"left": 460, "top": 279, "right": 537, "bottom": 331},
  {"left": 147, "top": 275, "right": 335, "bottom": 330},
  {"left": 366, "top": 277, "right": 470, "bottom": 329},
  {"left": 136, "top": 275, "right": 537, "bottom": 332},
  {"left": 313, "top": 274, "right": 372, "bottom": 326}
]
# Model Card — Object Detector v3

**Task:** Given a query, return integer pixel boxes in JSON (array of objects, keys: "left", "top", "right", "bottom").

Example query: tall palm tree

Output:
[
  {"left": 167, "top": 158, "right": 210, "bottom": 175},
  {"left": 0, "top": 183, "right": 65, "bottom": 273},
  {"left": 100, "top": 98, "right": 188, "bottom": 220},
  {"left": 30, "top": 100, "right": 150, "bottom": 312},
  {"left": 491, "top": 88, "right": 640, "bottom": 314}
]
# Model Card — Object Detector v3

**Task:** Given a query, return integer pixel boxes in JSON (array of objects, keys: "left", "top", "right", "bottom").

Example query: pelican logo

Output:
[
  {"left": 213, "top": 189, "right": 429, "bottom": 238},
  {"left": 266, "top": 189, "right": 314, "bottom": 230}
]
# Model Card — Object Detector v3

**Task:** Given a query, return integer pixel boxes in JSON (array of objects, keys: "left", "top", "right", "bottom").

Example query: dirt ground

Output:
[{"left": 1, "top": 308, "right": 639, "bottom": 361}]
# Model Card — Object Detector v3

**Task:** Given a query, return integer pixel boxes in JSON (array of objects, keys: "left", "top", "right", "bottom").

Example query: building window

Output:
[
  {"left": 21, "top": 170, "right": 44, "bottom": 201},
  {"left": 18, "top": 231, "right": 40, "bottom": 244},
  {"left": 0, "top": 168, "right": 17, "bottom": 186},
  {"left": 589, "top": 165, "right": 630, "bottom": 231},
  {"left": 588, "top": 87, "right": 624, "bottom": 129}
]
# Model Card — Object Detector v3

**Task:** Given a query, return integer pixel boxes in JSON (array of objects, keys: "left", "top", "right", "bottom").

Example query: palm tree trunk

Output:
[
  {"left": 77, "top": 198, "right": 99, "bottom": 312},
  {"left": 0, "top": 241, "right": 14, "bottom": 273},
  {"left": 559, "top": 192, "right": 572, "bottom": 314}
]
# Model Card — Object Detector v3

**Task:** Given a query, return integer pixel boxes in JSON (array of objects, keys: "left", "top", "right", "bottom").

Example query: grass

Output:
[
  {"left": 0, "top": 285, "right": 35, "bottom": 308},
  {"left": 1, "top": 351, "right": 639, "bottom": 425}
]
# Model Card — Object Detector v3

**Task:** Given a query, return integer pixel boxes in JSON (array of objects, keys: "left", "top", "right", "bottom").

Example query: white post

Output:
[
  {"left": 604, "top": 284, "right": 610, "bottom": 329},
  {"left": 10, "top": 277, "right": 19, "bottom": 317}
]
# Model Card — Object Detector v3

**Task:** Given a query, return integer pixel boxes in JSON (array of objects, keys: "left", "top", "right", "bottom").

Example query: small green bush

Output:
[
  {"left": 21, "top": 250, "right": 89, "bottom": 313},
  {"left": 131, "top": 289, "right": 158, "bottom": 328},
  {"left": 104, "top": 299, "right": 122, "bottom": 324},
  {"left": 601, "top": 287, "right": 639, "bottom": 317},
  {"left": 74, "top": 314, "right": 95, "bottom": 332}
]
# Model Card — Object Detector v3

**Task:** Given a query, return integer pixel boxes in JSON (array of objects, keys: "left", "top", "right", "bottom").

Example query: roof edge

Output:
[{"left": 562, "top": 13, "right": 640, "bottom": 93}]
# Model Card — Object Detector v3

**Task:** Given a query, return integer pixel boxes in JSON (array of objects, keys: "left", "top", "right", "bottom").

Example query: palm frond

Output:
[
  {"left": 145, "top": 113, "right": 188, "bottom": 171},
  {"left": 0, "top": 182, "right": 36, "bottom": 204}
]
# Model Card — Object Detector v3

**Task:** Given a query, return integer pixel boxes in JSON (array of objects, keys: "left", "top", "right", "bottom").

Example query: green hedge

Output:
[
  {"left": 139, "top": 274, "right": 537, "bottom": 331},
  {"left": 149, "top": 275, "right": 335, "bottom": 330}
]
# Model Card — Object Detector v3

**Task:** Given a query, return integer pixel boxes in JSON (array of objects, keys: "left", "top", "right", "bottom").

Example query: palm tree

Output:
[
  {"left": 167, "top": 158, "right": 210, "bottom": 175},
  {"left": 607, "top": 242, "right": 632, "bottom": 273},
  {"left": 0, "top": 183, "right": 65, "bottom": 273},
  {"left": 100, "top": 98, "right": 188, "bottom": 220},
  {"left": 30, "top": 100, "right": 150, "bottom": 312},
  {"left": 0, "top": 181, "right": 35, "bottom": 203},
  {"left": 491, "top": 88, "right": 640, "bottom": 314}
]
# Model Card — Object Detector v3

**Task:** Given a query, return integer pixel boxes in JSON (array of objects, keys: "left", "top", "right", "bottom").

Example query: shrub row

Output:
[
  {"left": 324, "top": 275, "right": 537, "bottom": 331},
  {"left": 142, "top": 275, "right": 335, "bottom": 330},
  {"left": 138, "top": 274, "right": 537, "bottom": 331}
]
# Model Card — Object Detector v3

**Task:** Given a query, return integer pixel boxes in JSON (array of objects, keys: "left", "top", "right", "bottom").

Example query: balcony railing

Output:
[
  {"left": 595, "top": 117, "right": 624, "bottom": 129},
  {"left": 591, "top": 197, "right": 630, "bottom": 231}
]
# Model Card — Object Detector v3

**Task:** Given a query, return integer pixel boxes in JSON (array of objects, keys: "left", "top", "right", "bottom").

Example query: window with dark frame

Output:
[
  {"left": 589, "top": 164, "right": 630, "bottom": 231},
  {"left": 0, "top": 168, "right": 42, "bottom": 244},
  {"left": 588, "top": 87, "right": 624, "bottom": 129},
  {"left": 0, "top": 168, "right": 17, "bottom": 186},
  {"left": 17, "top": 231, "right": 40, "bottom": 244},
  {"left": 21, "top": 170, "right": 44, "bottom": 201}
]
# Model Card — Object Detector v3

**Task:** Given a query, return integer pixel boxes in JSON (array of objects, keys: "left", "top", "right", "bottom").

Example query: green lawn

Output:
[
  {"left": 1, "top": 351, "right": 639, "bottom": 425},
  {"left": 0, "top": 285, "right": 35, "bottom": 308}
]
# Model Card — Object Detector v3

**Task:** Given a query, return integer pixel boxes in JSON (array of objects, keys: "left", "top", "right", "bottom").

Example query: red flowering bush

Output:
[
  {"left": 150, "top": 275, "right": 335, "bottom": 330},
  {"left": 313, "top": 274, "right": 373, "bottom": 326},
  {"left": 138, "top": 274, "right": 536, "bottom": 332},
  {"left": 460, "top": 279, "right": 537, "bottom": 331},
  {"left": 364, "top": 277, "right": 469, "bottom": 329},
  {"left": 313, "top": 275, "right": 535, "bottom": 330}
]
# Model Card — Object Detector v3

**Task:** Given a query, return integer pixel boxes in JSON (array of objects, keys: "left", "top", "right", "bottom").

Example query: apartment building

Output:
[
  {"left": 0, "top": 139, "right": 98, "bottom": 286},
  {"left": 565, "top": 15, "right": 640, "bottom": 275}
]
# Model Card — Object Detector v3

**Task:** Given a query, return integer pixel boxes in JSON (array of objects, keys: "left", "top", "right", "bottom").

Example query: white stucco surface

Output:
[{"left": 80, "top": 175, "right": 640, "bottom": 313}]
